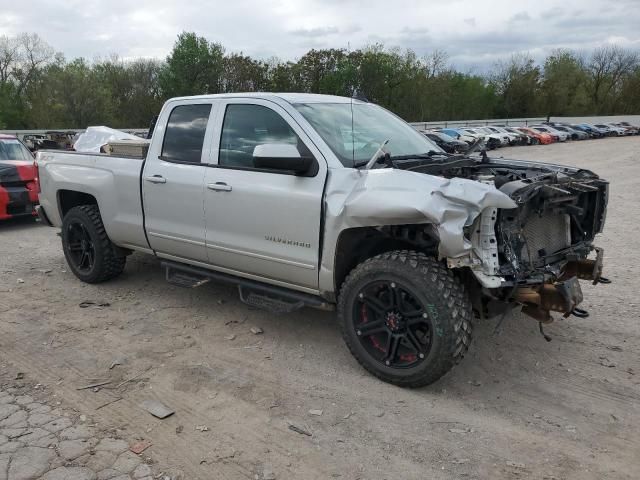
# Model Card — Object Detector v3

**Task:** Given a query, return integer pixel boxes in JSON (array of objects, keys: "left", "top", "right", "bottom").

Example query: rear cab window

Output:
[{"left": 161, "top": 104, "right": 212, "bottom": 163}]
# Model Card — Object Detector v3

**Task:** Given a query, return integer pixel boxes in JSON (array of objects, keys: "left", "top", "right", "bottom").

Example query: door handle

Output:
[
  {"left": 207, "top": 182, "right": 232, "bottom": 192},
  {"left": 145, "top": 175, "right": 166, "bottom": 184}
]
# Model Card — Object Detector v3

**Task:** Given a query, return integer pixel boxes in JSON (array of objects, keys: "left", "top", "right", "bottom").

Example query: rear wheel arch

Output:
[{"left": 58, "top": 190, "right": 98, "bottom": 219}]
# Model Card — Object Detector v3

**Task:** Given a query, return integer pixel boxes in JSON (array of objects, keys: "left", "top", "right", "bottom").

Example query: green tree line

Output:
[{"left": 1, "top": 31, "right": 639, "bottom": 129}]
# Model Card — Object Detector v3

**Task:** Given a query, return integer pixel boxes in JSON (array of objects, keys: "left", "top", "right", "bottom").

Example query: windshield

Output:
[
  {"left": 0, "top": 139, "right": 33, "bottom": 161},
  {"left": 293, "top": 102, "right": 442, "bottom": 167}
]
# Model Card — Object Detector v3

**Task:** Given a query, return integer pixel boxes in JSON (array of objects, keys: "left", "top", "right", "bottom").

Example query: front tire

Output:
[
  {"left": 337, "top": 251, "right": 473, "bottom": 387},
  {"left": 61, "top": 205, "right": 126, "bottom": 283}
]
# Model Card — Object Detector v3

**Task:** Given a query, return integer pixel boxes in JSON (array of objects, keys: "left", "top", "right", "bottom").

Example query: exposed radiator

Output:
[{"left": 521, "top": 213, "right": 571, "bottom": 262}]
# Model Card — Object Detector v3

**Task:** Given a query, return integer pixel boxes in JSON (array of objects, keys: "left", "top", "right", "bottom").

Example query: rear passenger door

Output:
[
  {"left": 142, "top": 101, "right": 217, "bottom": 262},
  {"left": 203, "top": 99, "right": 327, "bottom": 290}
]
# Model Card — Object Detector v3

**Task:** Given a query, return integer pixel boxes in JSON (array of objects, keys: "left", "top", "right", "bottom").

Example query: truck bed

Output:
[{"left": 36, "top": 150, "right": 150, "bottom": 252}]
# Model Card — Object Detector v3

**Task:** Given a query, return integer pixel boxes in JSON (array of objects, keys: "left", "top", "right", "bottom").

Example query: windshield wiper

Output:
[
  {"left": 389, "top": 151, "right": 447, "bottom": 161},
  {"left": 355, "top": 139, "right": 390, "bottom": 169},
  {"left": 354, "top": 150, "right": 447, "bottom": 169}
]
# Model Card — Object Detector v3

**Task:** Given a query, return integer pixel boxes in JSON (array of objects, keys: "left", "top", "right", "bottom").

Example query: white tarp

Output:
[{"left": 73, "top": 126, "right": 144, "bottom": 153}]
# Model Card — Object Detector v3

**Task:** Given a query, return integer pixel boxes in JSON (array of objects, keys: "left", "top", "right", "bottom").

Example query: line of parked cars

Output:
[
  {"left": 21, "top": 131, "right": 79, "bottom": 152},
  {"left": 420, "top": 121, "right": 639, "bottom": 153}
]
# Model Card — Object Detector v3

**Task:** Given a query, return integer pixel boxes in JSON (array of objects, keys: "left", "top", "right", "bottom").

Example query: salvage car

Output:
[
  {"left": 579, "top": 123, "right": 610, "bottom": 136},
  {"left": 549, "top": 125, "right": 589, "bottom": 141},
  {"left": 531, "top": 125, "right": 567, "bottom": 142},
  {"left": 36, "top": 93, "right": 610, "bottom": 387},
  {"left": 596, "top": 123, "right": 635, "bottom": 136},
  {"left": 500, "top": 126, "right": 534, "bottom": 144},
  {"left": 486, "top": 126, "right": 523, "bottom": 145},
  {"left": 570, "top": 124, "right": 602, "bottom": 138},
  {"left": 0, "top": 135, "right": 39, "bottom": 220},
  {"left": 516, "top": 127, "right": 554, "bottom": 145},
  {"left": 422, "top": 131, "right": 469, "bottom": 153},
  {"left": 459, "top": 127, "right": 504, "bottom": 149},
  {"left": 615, "top": 122, "right": 639, "bottom": 134},
  {"left": 22, "top": 134, "right": 60, "bottom": 152},
  {"left": 437, "top": 129, "right": 478, "bottom": 147}
]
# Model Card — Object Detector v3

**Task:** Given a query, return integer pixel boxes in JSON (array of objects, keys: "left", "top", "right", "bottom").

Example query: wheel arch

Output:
[
  {"left": 57, "top": 189, "right": 98, "bottom": 219},
  {"left": 332, "top": 224, "right": 439, "bottom": 299}
]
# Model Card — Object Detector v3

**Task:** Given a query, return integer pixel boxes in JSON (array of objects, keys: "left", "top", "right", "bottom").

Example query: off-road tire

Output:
[
  {"left": 61, "top": 205, "right": 126, "bottom": 283},
  {"left": 338, "top": 250, "right": 473, "bottom": 387}
]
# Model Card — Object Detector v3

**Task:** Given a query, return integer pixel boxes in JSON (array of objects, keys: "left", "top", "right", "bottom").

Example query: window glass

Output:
[
  {"left": 0, "top": 139, "right": 32, "bottom": 161},
  {"left": 219, "top": 104, "right": 301, "bottom": 168},
  {"left": 161, "top": 104, "right": 211, "bottom": 163},
  {"left": 294, "top": 102, "right": 440, "bottom": 167}
]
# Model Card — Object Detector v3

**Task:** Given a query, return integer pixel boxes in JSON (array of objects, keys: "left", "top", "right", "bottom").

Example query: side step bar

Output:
[{"left": 161, "top": 260, "right": 330, "bottom": 314}]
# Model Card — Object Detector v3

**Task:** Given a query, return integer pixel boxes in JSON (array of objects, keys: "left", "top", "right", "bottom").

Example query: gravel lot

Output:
[{"left": 1, "top": 136, "right": 638, "bottom": 479}]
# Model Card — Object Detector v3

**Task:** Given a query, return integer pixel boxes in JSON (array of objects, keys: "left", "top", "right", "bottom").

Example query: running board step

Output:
[
  {"left": 160, "top": 260, "right": 331, "bottom": 313},
  {"left": 239, "top": 286, "right": 305, "bottom": 314},
  {"left": 166, "top": 268, "right": 211, "bottom": 288}
]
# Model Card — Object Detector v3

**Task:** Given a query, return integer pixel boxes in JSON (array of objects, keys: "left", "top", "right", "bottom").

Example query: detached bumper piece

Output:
[
  {"left": 515, "top": 277, "right": 584, "bottom": 323},
  {"left": 561, "top": 247, "right": 611, "bottom": 285},
  {"left": 514, "top": 248, "right": 610, "bottom": 323}
]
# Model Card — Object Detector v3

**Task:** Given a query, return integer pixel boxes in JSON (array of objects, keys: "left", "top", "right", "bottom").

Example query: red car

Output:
[
  {"left": 517, "top": 127, "right": 555, "bottom": 145},
  {"left": 0, "top": 134, "right": 39, "bottom": 220}
]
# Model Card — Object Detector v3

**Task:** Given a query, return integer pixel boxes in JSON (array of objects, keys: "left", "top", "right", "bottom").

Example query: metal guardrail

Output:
[
  {"left": 409, "top": 118, "right": 546, "bottom": 130},
  {"left": 409, "top": 115, "right": 640, "bottom": 131}
]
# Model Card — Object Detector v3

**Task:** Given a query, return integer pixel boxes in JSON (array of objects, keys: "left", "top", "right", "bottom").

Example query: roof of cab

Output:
[{"left": 168, "top": 92, "right": 364, "bottom": 105}]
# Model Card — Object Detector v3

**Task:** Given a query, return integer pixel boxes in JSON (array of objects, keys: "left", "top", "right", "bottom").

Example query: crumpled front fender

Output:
[{"left": 318, "top": 168, "right": 517, "bottom": 296}]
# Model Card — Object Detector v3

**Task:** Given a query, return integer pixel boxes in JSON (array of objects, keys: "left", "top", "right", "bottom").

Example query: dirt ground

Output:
[{"left": 1, "top": 137, "right": 639, "bottom": 479}]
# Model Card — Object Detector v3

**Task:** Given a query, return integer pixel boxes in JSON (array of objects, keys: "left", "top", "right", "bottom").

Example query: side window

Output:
[
  {"left": 161, "top": 104, "right": 212, "bottom": 163},
  {"left": 219, "top": 104, "right": 304, "bottom": 169}
]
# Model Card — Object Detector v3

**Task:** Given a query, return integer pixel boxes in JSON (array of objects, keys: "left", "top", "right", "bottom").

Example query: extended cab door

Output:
[
  {"left": 142, "top": 101, "right": 217, "bottom": 262},
  {"left": 203, "top": 99, "right": 327, "bottom": 290}
]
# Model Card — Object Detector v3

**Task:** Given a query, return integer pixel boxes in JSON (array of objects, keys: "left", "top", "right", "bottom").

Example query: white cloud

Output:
[{"left": 0, "top": 0, "right": 637, "bottom": 70}]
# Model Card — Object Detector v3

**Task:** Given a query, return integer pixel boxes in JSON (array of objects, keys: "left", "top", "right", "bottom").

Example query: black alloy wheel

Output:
[
  {"left": 61, "top": 205, "right": 126, "bottom": 283},
  {"left": 338, "top": 251, "right": 473, "bottom": 387},
  {"left": 353, "top": 280, "right": 432, "bottom": 369},
  {"left": 65, "top": 221, "right": 96, "bottom": 273}
]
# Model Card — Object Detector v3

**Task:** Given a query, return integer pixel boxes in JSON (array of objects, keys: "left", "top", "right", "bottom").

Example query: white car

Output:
[
  {"left": 486, "top": 126, "right": 520, "bottom": 145},
  {"left": 531, "top": 125, "right": 568, "bottom": 142},
  {"left": 435, "top": 129, "right": 477, "bottom": 146},
  {"left": 601, "top": 123, "right": 631, "bottom": 136},
  {"left": 463, "top": 128, "right": 508, "bottom": 146}
]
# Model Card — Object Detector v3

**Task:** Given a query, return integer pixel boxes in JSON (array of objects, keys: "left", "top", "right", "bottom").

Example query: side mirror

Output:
[{"left": 253, "top": 144, "right": 314, "bottom": 175}]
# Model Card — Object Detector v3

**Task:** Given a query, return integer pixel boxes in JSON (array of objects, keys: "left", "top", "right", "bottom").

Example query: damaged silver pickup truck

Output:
[{"left": 36, "top": 93, "right": 609, "bottom": 387}]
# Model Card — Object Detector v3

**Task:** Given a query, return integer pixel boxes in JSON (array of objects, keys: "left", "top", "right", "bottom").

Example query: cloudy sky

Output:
[{"left": 1, "top": 0, "right": 639, "bottom": 70}]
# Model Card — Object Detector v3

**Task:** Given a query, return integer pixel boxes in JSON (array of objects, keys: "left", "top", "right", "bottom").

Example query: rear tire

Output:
[
  {"left": 337, "top": 251, "right": 473, "bottom": 387},
  {"left": 61, "top": 205, "right": 126, "bottom": 283}
]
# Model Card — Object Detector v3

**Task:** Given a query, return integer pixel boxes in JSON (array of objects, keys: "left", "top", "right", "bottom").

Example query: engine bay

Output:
[{"left": 396, "top": 156, "right": 609, "bottom": 284}]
